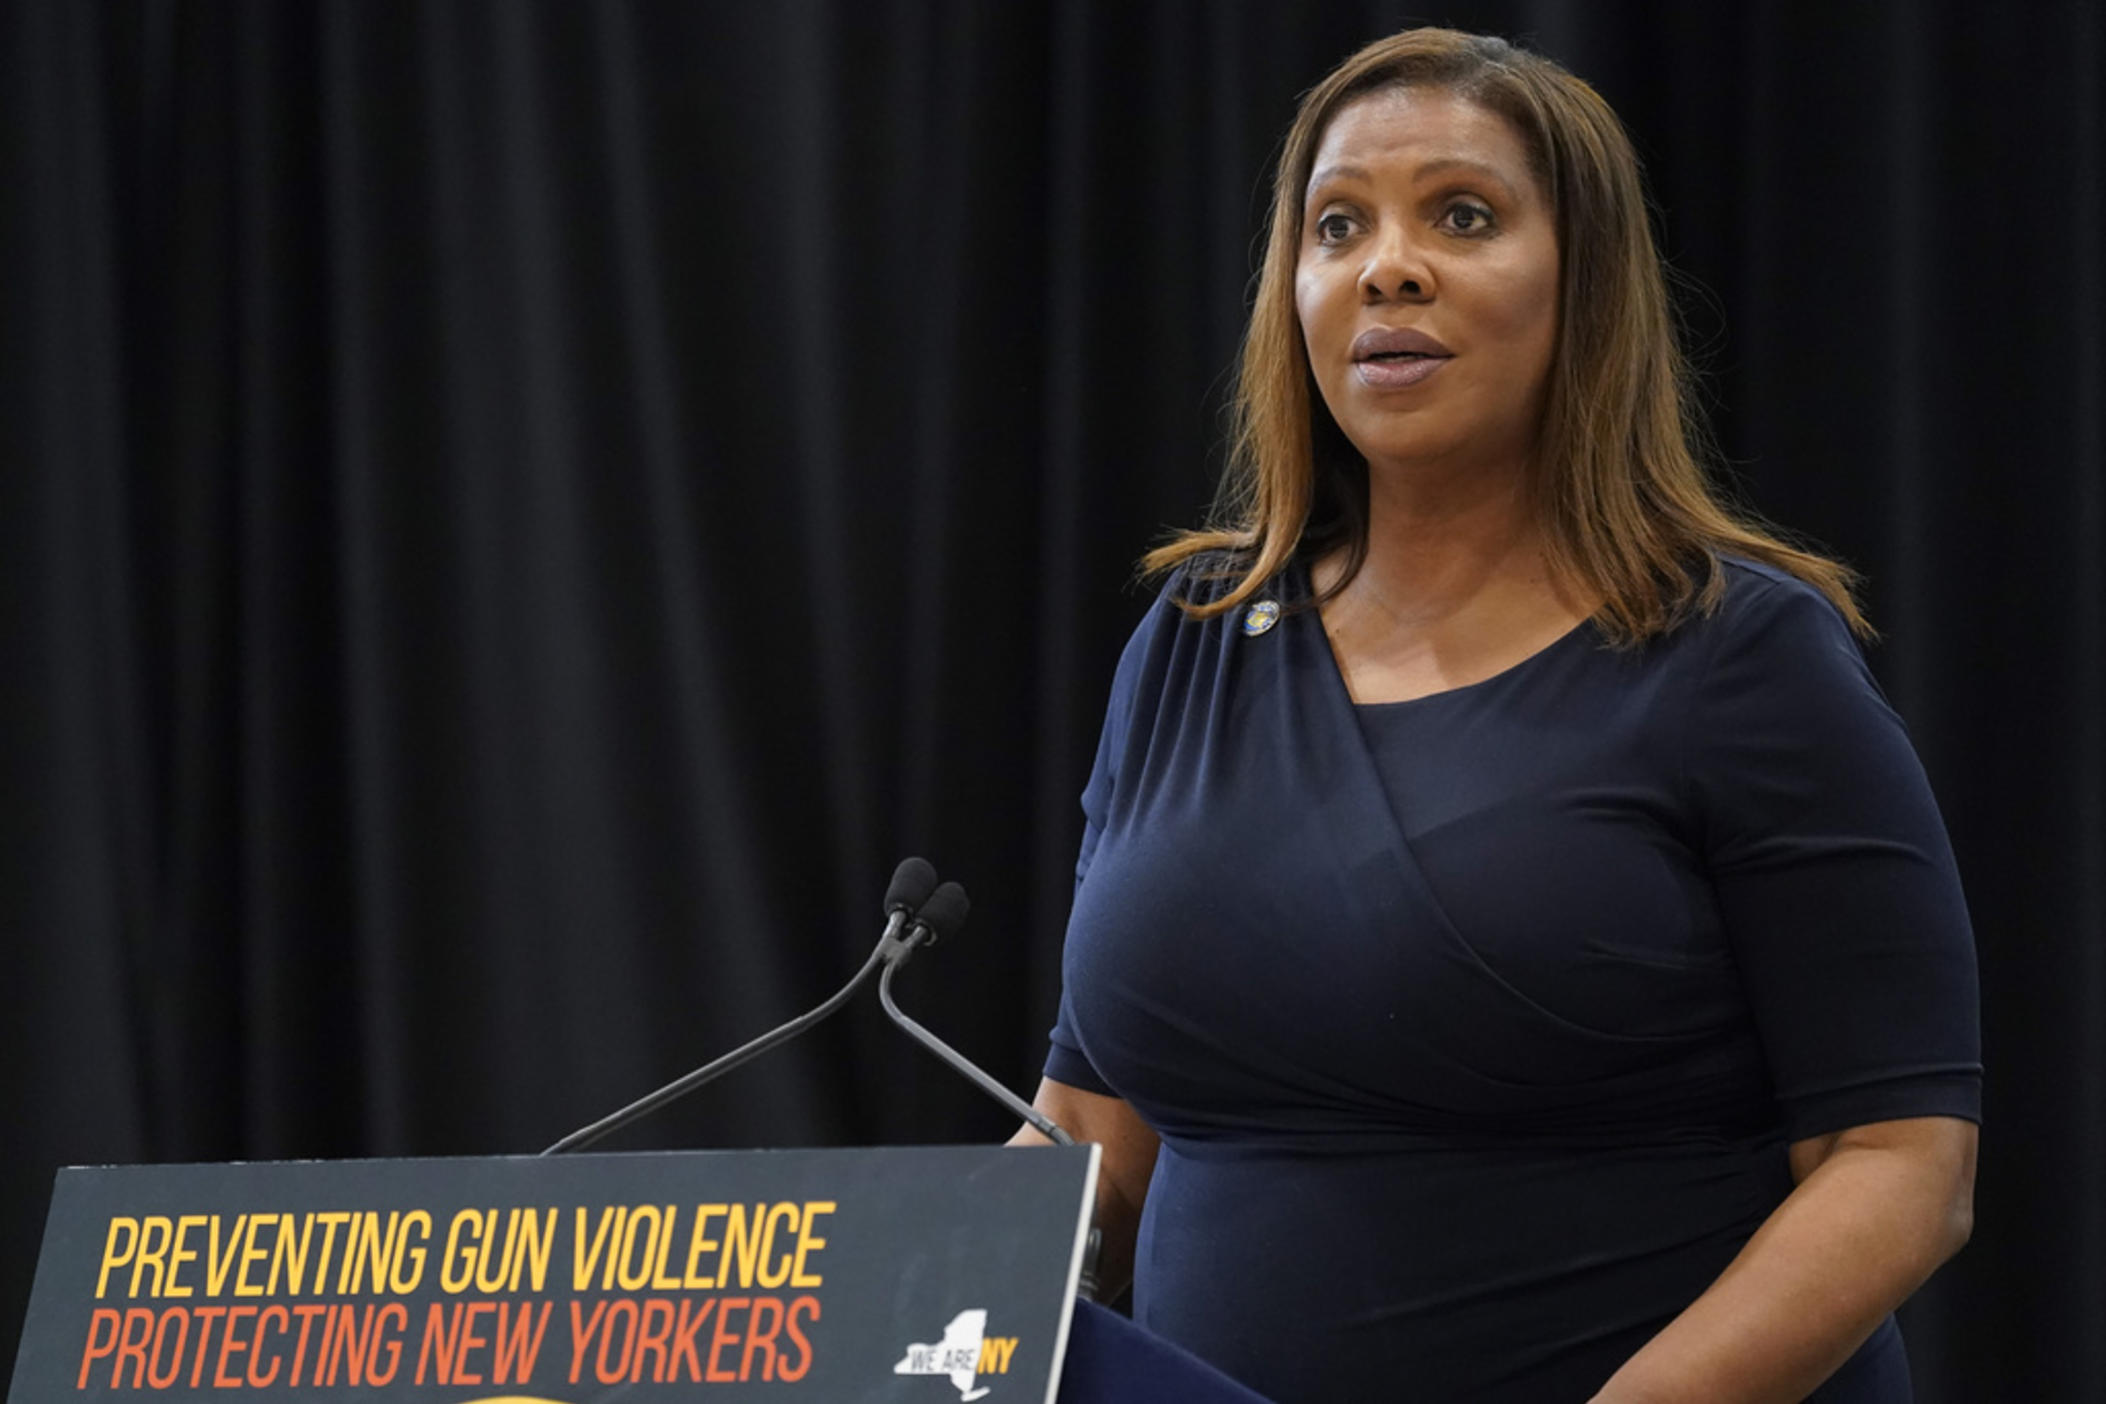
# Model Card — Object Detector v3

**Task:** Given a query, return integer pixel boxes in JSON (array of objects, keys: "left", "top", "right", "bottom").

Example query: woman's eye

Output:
[
  {"left": 1315, "top": 212, "right": 1356, "bottom": 243},
  {"left": 1441, "top": 202, "right": 1495, "bottom": 234}
]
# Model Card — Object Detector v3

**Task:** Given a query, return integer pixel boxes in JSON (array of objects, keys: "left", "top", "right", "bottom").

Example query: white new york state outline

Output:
[{"left": 893, "top": 1308, "right": 992, "bottom": 1401}]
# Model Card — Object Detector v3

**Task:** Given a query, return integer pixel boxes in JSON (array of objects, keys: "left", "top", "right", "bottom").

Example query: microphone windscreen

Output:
[
  {"left": 885, "top": 856, "right": 940, "bottom": 914},
  {"left": 916, "top": 881, "right": 971, "bottom": 941}
]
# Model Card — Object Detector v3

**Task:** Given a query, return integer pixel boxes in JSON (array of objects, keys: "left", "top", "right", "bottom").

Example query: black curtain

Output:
[{"left": 4, "top": 2, "right": 2099, "bottom": 1396}]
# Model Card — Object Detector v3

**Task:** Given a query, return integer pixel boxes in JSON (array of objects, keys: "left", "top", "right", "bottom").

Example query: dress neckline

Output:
[
  {"left": 1346, "top": 616, "right": 1598, "bottom": 713},
  {"left": 1277, "top": 558, "right": 1600, "bottom": 712}
]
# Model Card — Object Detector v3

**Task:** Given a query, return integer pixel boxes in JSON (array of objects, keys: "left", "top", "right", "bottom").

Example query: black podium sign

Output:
[{"left": 10, "top": 1145, "right": 1100, "bottom": 1404}]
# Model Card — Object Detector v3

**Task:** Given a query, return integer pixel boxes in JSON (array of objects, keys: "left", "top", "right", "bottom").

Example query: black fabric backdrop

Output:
[{"left": 4, "top": 1, "right": 2100, "bottom": 1396}]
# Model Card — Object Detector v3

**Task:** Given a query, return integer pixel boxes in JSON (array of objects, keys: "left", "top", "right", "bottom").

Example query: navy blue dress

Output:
[{"left": 1046, "top": 558, "right": 1980, "bottom": 1402}]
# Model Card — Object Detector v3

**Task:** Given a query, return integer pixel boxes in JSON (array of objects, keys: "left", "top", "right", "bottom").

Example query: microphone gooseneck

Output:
[
  {"left": 541, "top": 856, "right": 941, "bottom": 1155},
  {"left": 876, "top": 882, "right": 1077, "bottom": 1147}
]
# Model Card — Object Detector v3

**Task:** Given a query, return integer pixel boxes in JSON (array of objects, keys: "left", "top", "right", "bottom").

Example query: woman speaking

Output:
[{"left": 1014, "top": 26, "right": 1979, "bottom": 1404}]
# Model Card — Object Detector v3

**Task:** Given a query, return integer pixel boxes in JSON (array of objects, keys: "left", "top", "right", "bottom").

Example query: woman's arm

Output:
[
  {"left": 1008, "top": 1077, "right": 1160, "bottom": 1300},
  {"left": 1591, "top": 1114, "right": 1976, "bottom": 1404}
]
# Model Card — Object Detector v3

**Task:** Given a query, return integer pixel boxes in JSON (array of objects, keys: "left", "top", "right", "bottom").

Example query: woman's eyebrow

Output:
[
  {"left": 1412, "top": 157, "right": 1519, "bottom": 198},
  {"left": 1305, "top": 163, "right": 1372, "bottom": 195},
  {"left": 1306, "top": 156, "right": 1520, "bottom": 201}
]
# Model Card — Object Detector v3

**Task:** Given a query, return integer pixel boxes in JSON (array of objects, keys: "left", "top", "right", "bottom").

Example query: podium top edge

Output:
[{"left": 54, "top": 1142, "right": 1092, "bottom": 1174}]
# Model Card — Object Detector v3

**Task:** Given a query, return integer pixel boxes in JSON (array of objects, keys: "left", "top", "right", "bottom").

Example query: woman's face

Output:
[{"left": 1295, "top": 86, "right": 1560, "bottom": 482}]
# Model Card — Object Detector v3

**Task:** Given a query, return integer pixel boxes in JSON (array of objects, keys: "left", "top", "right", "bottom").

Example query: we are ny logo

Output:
[{"left": 892, "top": 1309, "right": 1020, "bottom": 1401}]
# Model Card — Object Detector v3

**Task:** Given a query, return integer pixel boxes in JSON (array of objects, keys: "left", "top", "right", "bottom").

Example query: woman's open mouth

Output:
[
  {"left": 1350, "top": 327, "right": 1453, "bottom": 389},
  {"left": 1355, "top": 351, "right": 1449, "bottom": 389}
]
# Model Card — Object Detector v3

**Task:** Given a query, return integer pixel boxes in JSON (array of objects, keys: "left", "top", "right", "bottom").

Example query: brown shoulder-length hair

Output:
[{"left": 1144, "top": 27, "right": 1867, "bottom": 643}]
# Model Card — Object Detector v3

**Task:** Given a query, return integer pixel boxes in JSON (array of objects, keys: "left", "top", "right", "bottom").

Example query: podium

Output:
[{"left": 10, "top": 1147, "right": 1269, "bottom": 1403}]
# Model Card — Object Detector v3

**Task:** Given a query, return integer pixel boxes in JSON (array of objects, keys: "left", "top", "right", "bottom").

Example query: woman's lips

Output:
[{"left": 1354, "top": 353, "right": 1448, "bottom": 389}]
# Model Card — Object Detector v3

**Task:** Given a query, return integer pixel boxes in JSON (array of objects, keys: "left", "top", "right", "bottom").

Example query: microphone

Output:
[
  {"left": 542, "top": 856, "right": 940, "bottom": 1155},
  {"left": 892, "top": 880, "right": 973, "bottom": 957},
  {"left": 875, "top": 883, "right": 1102, "bottom": 1301},
  {"left": 875, "top": 882, "right": 1076, "bottom": 1147}
]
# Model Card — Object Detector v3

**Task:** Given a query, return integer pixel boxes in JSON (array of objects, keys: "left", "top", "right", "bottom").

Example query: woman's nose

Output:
[{"left": 1360, "top": 228, "right": 1432, "bottom": 302}]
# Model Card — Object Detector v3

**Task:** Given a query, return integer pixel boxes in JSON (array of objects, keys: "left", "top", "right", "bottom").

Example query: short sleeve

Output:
[
  {"left": 1690, "top": 575, "right": 1981, "bottom": 1141},
  {"left": 1044, "top": 588, "right": 1165, "bottom": 1097}
]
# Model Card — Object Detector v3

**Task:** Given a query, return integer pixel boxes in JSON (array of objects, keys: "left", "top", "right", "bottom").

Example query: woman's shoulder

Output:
[
  {"left": 1153, "top": 547, "right": 1290, "bottom": 604},
  {"left": 1102, "top": 551, "right": 1302, "bottom": 706},
  {"left": 1713, "top": 554, "right": 1837, "bottom": 605},
  {"left": 1159, "top": 546, "right": 1318, "bottom": 616},
  {"left": 1701, "top": 556, "right": 1864, "bottom": 656},
  {"left": 1612, "top": 556, "right": 1871, "bottom": 714},
  {"left": 1674, "top": 556, "right": 1889, "bottom": 736},
  {"left": 1122, "top": 553, "right": 1297, "bottom": 646}
]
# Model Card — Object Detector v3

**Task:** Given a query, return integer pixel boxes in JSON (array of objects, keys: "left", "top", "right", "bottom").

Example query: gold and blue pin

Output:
[{"left": 1241, "top": 598, "right": 1281, "bottom": 637}]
